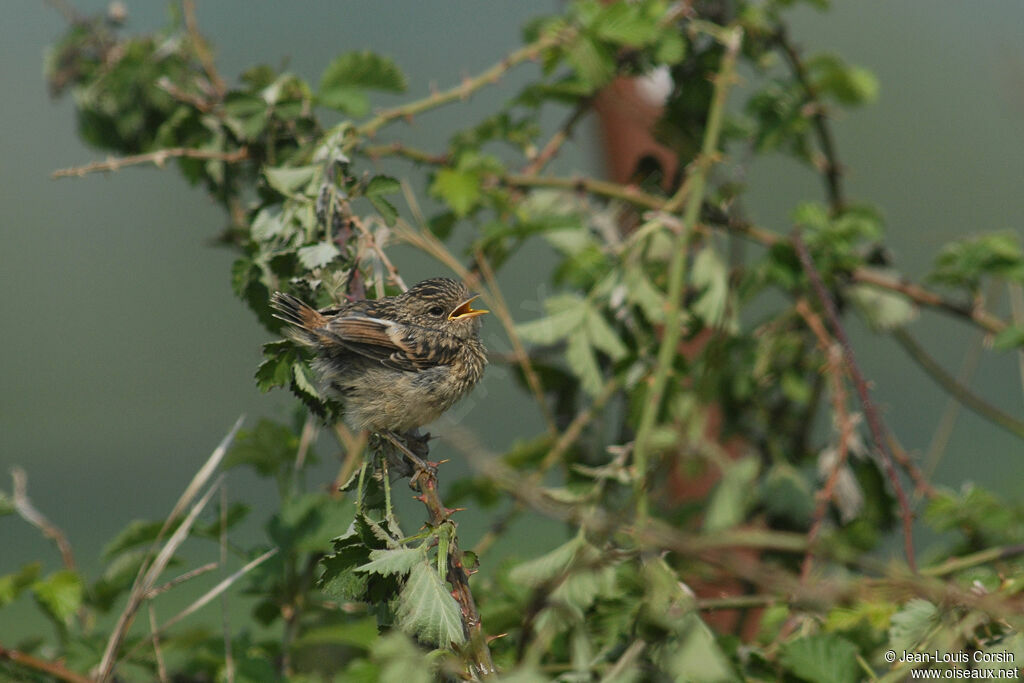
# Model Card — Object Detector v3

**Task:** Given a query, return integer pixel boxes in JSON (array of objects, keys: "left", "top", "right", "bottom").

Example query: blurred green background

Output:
[{"left": 2, "top": 0, "right": 1022, "bottom": 640}]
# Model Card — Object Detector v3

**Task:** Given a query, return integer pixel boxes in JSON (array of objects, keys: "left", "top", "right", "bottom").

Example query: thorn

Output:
[
  {"left": 413, "top": 494, "right": 428, "bottom": 503},
  {"left": 445, "top": 507, "right": 466, "bottom": 516},
  {"left": 486, "top": 633, "right": 509, "bottom": 643}
]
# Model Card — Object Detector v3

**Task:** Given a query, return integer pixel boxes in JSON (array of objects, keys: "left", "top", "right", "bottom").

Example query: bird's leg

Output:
[{"left": 381, "top": 430, "right": 436, "bottom": 479}]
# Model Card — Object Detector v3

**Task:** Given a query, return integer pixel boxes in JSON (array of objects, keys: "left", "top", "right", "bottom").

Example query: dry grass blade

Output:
[
  {"left": 96, "top": 475, "right": 224, "bottom": 681},
  {"left": 127, "top": 548, "right": 279, "bottom": 659},
  {"left": 11, "top": 467, "right": 76, "bottom": 570}
]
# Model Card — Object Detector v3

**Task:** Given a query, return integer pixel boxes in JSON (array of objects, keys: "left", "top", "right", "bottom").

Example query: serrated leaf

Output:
[
  {"left": 395, "top": 561, "right": 465, "bottom": 648},
  {"left": 356, "top": 547, "right": 425, "bottom": 577},
  {"left": 255, "top": 342, "right": 295, "bottom": 392},
  {"left": 429, "top": 167, "right": 481, "bottom": 217},
  {"left": 516, "top": 305, "right": 587, "bottom": 345},
  {"left": 365, "top": 175, "right": 401, "bottom": 197},
  {"left": 703, "top": 456, "right": 760, "bottom": 532},
  {"left": 779, "top": 633, "right": 859, "bottom": 683},
  {"left": 298, "top": 241, "right": 340, "bottom": 270},
  {"left": 32, "top": 570, "right": 83, "bottom": 626},
  {"left": 0, "top": 563, "right": 41, "bottom": 608},
  {"left": 265, "top": 165, "right": 318, "bottom": 196},
  {"left": 293, "top": 361, "right": 322, "bottom": 399},
  {"left": 251, "top": 207, "right": 286, "bottom": 241},
  {"left": 566, "top": 331, "right": 603, "bottom": 396},
  {"left": 594, "top": 3, "right": 659, "bottom": 47},
  {"left": 567, "top": 35, "right": 616, "bottom": 90},
  {"left": 584, "top": 308, "right": 628, "bottom": 360},
  {"left": 624, "top": 267, "right": 667, "bottom": 322}
]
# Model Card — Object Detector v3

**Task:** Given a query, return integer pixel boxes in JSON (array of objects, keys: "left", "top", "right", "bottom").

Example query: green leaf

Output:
[
  {"left": 365, "top": 175, "right": 401, "bottom": 197},
  {"left": 429, "top": 167, "right": 482, "bottom": 217},
  {"left": 654, "top": 31, "right": 686, "bottom": 64},
  {"left": 594, "top": 3, "right": 659, "bottom": 47},
  {"left": 320, "top": 52, "right": 406, "bottom": 98},
  {"left": 624, "top": 267, "right": 667, "bottom": 323},
  {"left": 703, "top": 456, "right": 760, "bottom": 532},
  {"left": 265, "top": 165, "right": 318, "bottom": 196},
  {"left": 662, "top": 612, "right": 738, "bottom": 683},
  {"left": 292, "top": 361, "right": 322, "bottom": 400},
  {"left": 251, "top": 207, "right": 287, "bottom": 241},
  {"left": 0, "top": 491, "right": 13, "bottom": 518},
  {"left": 516, "top": 299, "right": 587, "bottom": 345},
  {"left": 255, "top": 341, "right": 296, "bottom": 392},
  {"left": 225, "top": 418, "right": 299, "bottom": 477},
  {"left": 102, "top": 519, "right": 164, "bottom": 560},
  {"left": 291, "top": 616, "right": 380, "bottom": 650},
  {"left": 297, "top": 241, "right": 340, "bottom": 270},
  {"left": 0, "top": 563, "right": 41, "bottom": 608},
  {"left": 779, "top": 633, "right": 859, "bottom": 683},
  {"left": 368, "top": 195, "right": 398, "bottom": 226},
  {"left": 807, "top": 54, "right": 879, "bottom": 106},
  {"left": 32, "top": 570, "right": 84, "bottom": 626},
  {"left": 888, "top": 599, "right": 938, "bottom": 653},
  {"left": 566, "top": 330, "right": 603, "bottom": 396},
  {"left": 370, "top": 632, "right": 434, "bottom": 683},
  {"left": 584, "top": 309, "right": 628, "bottom": 360},
  {"left": 567, "top": 35, "right": 616, "bottom": 90},
  {"left": 394, "top": 561, "right": 465, "bottom": 648},
  {"left": 847, "top": 281, "right": 918, "bottom": 331},
  {"left": 691, "top": 246, "right": 731, "bottom": 329},
  {"left": 356, "top": 547, "right": 426, "bottom": 577},
  {"left": 993, "top": 324, "right": 1024, "bottom": 351},
  {"left": 510, "top": 533, "right": 598, "bottom": 587}
]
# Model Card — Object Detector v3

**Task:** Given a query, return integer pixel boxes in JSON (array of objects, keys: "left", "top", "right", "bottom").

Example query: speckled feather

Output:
[{"left": 270, "top": 278, "right": 487, "bottom": 432}]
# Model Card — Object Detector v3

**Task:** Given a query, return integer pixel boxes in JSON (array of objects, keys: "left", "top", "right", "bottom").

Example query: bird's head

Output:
[{"left": 401, "top": 277, "right": 488, "bottom": 340}]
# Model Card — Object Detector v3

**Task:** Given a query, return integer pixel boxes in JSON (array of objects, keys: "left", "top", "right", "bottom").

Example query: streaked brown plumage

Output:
[{"left": 270, "top": 278, "right": 488, "bottom": 433}]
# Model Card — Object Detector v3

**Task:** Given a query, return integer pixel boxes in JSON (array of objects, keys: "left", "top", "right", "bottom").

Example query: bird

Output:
[{"left": 269, "top": 278, "right": 488, "bottom": 437}]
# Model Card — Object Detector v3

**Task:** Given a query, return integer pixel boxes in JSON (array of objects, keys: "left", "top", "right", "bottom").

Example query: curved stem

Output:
[{"left": 632, "top": 26, "right": 744, "bottom": 521}]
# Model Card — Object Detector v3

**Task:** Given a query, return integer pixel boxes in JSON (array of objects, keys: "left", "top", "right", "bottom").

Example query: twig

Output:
[
  {"left": 352, "top": 216, "right": 408, "bottom": 291},
  {"left": 0, "top": 643, "right": 92, "bottom": 683},
  {"left": 182, "top": 0, "right": 227, "bottom": 98},
  {"left": 792, "top": 230, "right": 917, "bottom": 572},
  {"left": 893, "top": 328, "right": 1024, "bottom": 440},
  {"left": 220, "top": 486, "right": 235, "bottom": 683},
  {"left": 851, "top": 267, "right": 1007, "bottom": 335},
  {"left": 794, "top": 299, "right": 853, "bottom": 580},
  {"left": 126, "top": 548, "right": 279, "bottom": 661},
  {"left": 52, "top": 146, "right": 249, "bottom": 179},
  {"left": 632, "top": 26, "right": 744, "bottom": 520},
  {"left": 521, "top": 100, "right": 591, "bottom": 176},
  {"left": 357, "top": 29, "right": 572, "bottom": 137},
  {"left": 362, "top": 142, "right": 450, "bottom": 165},
  {"left": 600, "top": 639, "right": 646, "bottom": 683},
  {"left": 96, "top": 417, "right": 243, "bottom": 681},
  {"left": 11, "top": 468, "right": 76, "bottom": 571},
  {"left": 696, "top": 594, "right": 779, "bottom": 611},
  {"left": 145, "top": 562, "right": 219, "bottom": 599},
  {"left": 776, "top": 26, "right": 844, "bottom": 213},
  {"left": 148, "top": 604, "right": 169, "bottom": 683},
  {"left": 474, "top": 249, "right": 557, "bottom": 435},
  {"left": 920, "top": 543, "right": 1024, "bottom": 577}
]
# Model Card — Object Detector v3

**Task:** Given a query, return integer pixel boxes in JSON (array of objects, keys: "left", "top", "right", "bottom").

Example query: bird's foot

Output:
[{"left": 381, "top": 430, "right": 437, "bottom": 481}]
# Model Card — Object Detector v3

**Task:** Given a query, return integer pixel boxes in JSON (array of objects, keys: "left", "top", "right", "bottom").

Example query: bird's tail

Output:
[{"left": 270, "top": 292, "right": 326, "bottom": 346}]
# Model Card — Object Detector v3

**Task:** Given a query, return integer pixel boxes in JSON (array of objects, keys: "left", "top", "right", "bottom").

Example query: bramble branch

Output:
[
  {"left": 51, "top": 147, "right": 249, "bottom": 179},
  {"left": 793, "top": 230, "right": 918, "bottom": 572}
]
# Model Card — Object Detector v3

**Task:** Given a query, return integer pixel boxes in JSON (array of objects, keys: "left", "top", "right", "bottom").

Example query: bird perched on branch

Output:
[{"left": 270, "top": 278, "right": 488, "bottom": 435}]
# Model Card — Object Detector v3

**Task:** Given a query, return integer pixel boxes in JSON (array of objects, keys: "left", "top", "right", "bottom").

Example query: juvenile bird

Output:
[{"left": 270, "top": 278, "right": 488, "bottom": 434}]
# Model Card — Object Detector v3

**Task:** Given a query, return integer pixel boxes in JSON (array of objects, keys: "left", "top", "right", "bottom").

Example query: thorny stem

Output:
[
  {"left": 0, "top": 644, "right": 93, "bottom": 683},
  {"left": 632, "top": 26, "right": 743, "bottom": 521},
  {"left": 51, "top": 146, "right": 249, "bottom": 179},
  {"left": 794, "top": 299, "right": 854, "bottom": 581},
  {"left": 412, "top": 463, "right": 495, "bottom": 678},
  {"left": 792, "top": 230, "right": 918, "bottom": 572},
  {"left": 357, "top": 29, "right": 572, "bottom": 138},
  {"left": 776, "top": 26, "right": 844, "bottom": 213}
]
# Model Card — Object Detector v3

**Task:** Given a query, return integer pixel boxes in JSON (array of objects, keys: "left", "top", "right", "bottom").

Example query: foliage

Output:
[{"left": 2, "top": 0, "right": 1022, "bottom": 681}]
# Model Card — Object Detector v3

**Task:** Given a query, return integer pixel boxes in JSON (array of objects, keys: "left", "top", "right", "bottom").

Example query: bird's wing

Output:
[{"left": 323, "top": 316, "right": 459, "bottom": 372}]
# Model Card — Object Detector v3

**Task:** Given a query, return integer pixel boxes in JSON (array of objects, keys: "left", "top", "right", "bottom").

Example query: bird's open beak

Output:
[{"left": 449, "top": 295, "right": 489, "bottom": 321}]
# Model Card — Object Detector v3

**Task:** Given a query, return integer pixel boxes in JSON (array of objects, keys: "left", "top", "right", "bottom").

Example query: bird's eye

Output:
[{"left": 428, "top": 305, "right": 445, "bottom": 317}]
